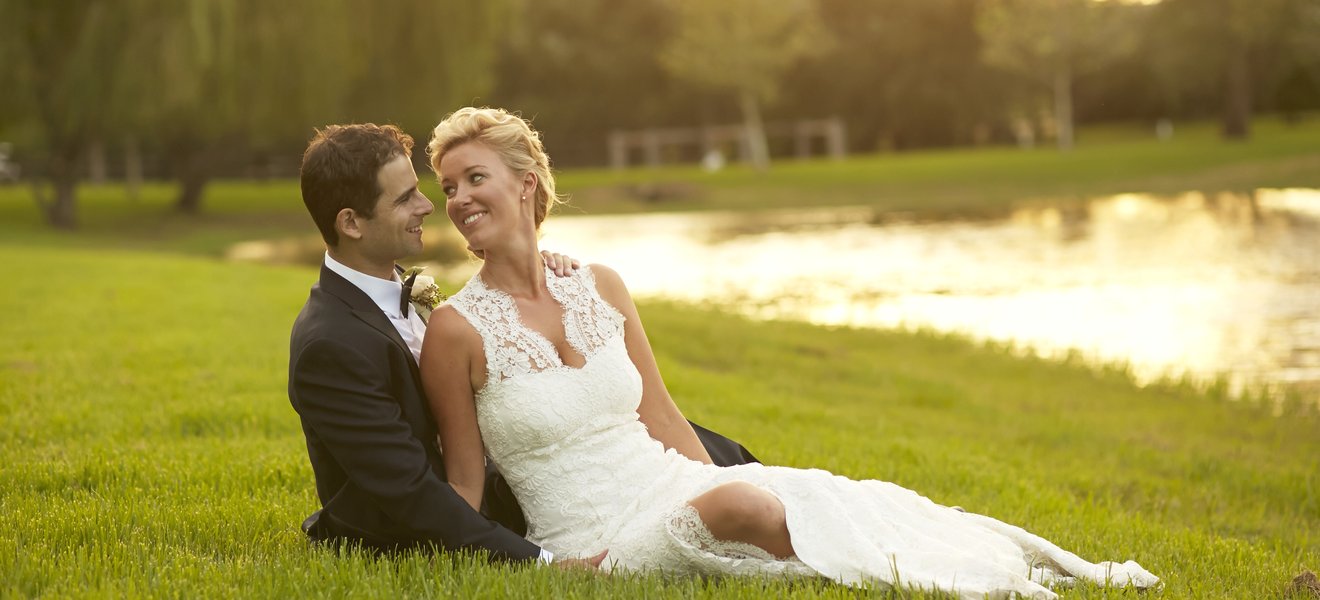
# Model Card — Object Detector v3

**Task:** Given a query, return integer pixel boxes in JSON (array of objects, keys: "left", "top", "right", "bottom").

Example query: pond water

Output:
[{"left": 527, "top": 189, "right": 1320, "bottom": 402}]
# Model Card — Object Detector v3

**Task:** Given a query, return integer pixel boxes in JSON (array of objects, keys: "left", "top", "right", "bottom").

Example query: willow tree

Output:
[
  {"left": 152, "top": 0, "right": 510, "bottom": 212},
  {"left": 0, "top": 1, "right": 138, "bottom": 228},
  {"left": 978, "top": 0, "right": 1140, "bottom": 151},
  {"left": 659, "top": 0, "right": 828, "bottom": 171},
  {"left": 341, "top": 0, "right": 511, "bottom": 142},
  {"left": 135, "top": 0, "right": 363, "bottom": 213}
]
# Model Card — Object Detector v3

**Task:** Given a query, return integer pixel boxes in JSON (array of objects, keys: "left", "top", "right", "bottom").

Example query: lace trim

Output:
[
  {"left": 549, "top": 266, "right": 625, "bottom": 361},
  {"left": 447, "top": 266, "right": 626, "bottom": 385},
  {"left": 665, "top": 504, "right": 777, "bottom": 561}
]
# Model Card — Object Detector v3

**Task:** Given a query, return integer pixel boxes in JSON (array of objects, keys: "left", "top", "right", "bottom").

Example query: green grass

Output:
[
  {"left": 554, "top": 115, "right": 1320, "bottom": 215},
  {"left": 3, "top": 115, "right": 1318, "bottom": 596},
  {"left": 2, "top": 244, "right": 1317, "bottom": 598}
]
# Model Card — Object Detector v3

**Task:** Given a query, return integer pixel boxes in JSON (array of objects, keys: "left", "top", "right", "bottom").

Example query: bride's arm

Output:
[
  {"left": 419, "top": 305, "right": 490, "bottom": 511},
  {"left": 590, "top": 264, "right": 715, "bottom": 465}
]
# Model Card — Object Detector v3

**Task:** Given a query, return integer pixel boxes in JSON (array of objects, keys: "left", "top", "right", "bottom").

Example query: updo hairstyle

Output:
[{"left": 426, "top": 107, "right": 559, "bottom": 228}]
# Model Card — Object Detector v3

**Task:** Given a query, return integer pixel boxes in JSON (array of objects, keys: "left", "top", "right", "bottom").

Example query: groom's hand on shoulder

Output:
[
  {"left": 552, "top": 549, "right": 608, "bottom": 572},
  {"left": 540, "top": 251, "right": 581, "bottom": 278}
]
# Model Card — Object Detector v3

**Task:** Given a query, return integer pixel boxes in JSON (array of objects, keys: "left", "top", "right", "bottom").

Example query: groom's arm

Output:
[
  {"left": 292, "top": 338, "right": 541, "bottom": 562},
  {"left": 688, "top": 420, "right": 760, "bottom": 467}
]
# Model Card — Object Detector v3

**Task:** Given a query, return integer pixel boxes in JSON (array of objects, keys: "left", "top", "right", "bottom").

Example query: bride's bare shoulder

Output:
[
  {"left": 585, "top": 263, "right": 630, "bottom": 297},
  {"left": 584, "top": 263, "right": 639, "bottom": 321},
  {"left": 422, "top": 304, "right": 481, "bottom": 348}
]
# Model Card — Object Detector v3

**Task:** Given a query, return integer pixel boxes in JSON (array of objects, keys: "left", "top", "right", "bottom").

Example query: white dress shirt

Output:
[
  {"left": 321, "top": 253, "right": 555, "bottom": 565},
  {"left": 324, "top": 253, "right": 426, "bottom": 362}
]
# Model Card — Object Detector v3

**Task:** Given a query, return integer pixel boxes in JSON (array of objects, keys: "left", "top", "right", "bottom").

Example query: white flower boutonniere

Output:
[{"left": 403, "top": 266, "right": 446, "bottom": 322}]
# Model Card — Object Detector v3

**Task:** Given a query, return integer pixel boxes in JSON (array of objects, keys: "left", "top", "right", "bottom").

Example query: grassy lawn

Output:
[
  {"left": 3, "top": 115, "right": 1318, "bottom": 596},
  {"left": 2, "top": 244, "right": 1316, "bottom": 598}
]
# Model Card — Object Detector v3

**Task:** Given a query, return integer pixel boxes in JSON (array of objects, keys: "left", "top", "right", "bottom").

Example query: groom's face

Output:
[{"left": 357, "top": 154, "right": 434, "bottom": 262}]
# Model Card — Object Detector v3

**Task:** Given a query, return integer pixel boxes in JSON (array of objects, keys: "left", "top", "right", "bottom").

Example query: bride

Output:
[{"left": 416, "top": 107, "right": 1159, "bottom": 599}]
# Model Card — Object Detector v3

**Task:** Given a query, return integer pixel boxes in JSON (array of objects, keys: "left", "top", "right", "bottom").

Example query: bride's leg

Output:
[{"left": 687, "top": 481, "right": 795, "bottom": 559}]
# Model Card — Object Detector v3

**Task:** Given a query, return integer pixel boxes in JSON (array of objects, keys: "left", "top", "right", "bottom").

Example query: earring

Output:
[{"left": 521, "top": 195, "right": 526, "bottom": 200}]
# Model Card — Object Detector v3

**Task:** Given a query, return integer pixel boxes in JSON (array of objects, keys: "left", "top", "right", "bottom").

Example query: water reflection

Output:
[{"left": 532, "top": 189, "right": 1320, "bottom": 402}]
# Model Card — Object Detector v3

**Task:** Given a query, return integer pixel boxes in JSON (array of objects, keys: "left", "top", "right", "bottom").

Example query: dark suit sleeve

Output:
[
  {"left": 292, "top": 338, "right": 540, "bottom": 562},
  {"left": 690, "top": 420, "right": 760, "bottom": 467}
]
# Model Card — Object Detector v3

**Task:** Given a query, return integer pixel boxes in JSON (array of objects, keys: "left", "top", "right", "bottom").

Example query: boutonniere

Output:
[{"left": 402, "top": 266, "right": 446, "bottom": 322}]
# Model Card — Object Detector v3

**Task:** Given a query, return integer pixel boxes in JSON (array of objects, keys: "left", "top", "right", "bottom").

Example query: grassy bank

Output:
[
  {"left": 2, "top": 245, "right": 1316, "bottom": 598},
  {"left": 1, "top": 116, "right": 1318, "bottom": 258},
  {"left": 558, "top": 116, "right": 1320, "bottom": 215}
]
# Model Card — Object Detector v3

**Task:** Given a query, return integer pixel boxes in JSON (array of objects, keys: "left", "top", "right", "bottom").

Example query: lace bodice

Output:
[{"left": 447, "top": 266, "right": 625, "bottom": 385}]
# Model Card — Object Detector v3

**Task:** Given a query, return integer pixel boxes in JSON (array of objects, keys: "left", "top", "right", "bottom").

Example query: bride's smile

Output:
[{"left": 438, "top": 140, "right": 539, "bottom": 254}]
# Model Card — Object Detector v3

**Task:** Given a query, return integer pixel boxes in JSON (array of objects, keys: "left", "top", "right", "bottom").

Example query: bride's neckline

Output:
[{"left": 470, "top": 267, "right": 590, "bottom": 371}]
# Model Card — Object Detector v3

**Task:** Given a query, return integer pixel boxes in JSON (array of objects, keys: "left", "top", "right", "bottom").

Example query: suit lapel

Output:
[{"left": 319, "top": 264, "right": 419, "bottom": 373}]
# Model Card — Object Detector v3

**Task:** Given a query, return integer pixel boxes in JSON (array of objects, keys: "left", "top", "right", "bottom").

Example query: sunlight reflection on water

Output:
[{"left": 531, "top": 189, "right": 1320, "bottom": 402}]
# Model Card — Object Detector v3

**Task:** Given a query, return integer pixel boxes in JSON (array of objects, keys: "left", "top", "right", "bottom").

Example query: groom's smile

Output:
[{"left": 359, "top": 154, "right": 434, "bottom": 263}]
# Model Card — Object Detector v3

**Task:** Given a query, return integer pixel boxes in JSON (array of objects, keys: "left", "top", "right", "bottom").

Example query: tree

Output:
[
  {"left": 488, "top": 0, "right": 705, "bottom": 166},
  {"left": 781, "top": 0, "right": 1006, "bottom": 152},
  {"left": 132, "top": 0, "right": 362, "bottom": 213},
  {"left": 155, "top": 0, "right": 510, "bottom": 213},
  {"left": 0, "top": 1, "right": 138, "bottom": 228},
  {"left": 340, "top": 0, "right": 510, "bottom": 139},
  {"left": 978, "top": 0, "right": 1140, "bottom": 150},
  {"left": 1274, "top": 0, "right": 1320, "bottom": 119},
  {"left": 0, "top": 0, "right": 354, "bottom": 221},
  {"left": 1147, "top": 0, "right": 1306, "bottom": 140},
  {"left": 659, "top": 0, "right": 829, "bottom": 171}
]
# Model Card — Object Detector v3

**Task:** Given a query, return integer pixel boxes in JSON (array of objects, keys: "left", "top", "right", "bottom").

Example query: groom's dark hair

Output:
[{"left": 300, "top": 123, "right": 415, "bottom": 246}]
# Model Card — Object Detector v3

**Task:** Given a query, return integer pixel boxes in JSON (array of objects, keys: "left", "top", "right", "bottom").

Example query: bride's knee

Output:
[{"left": 689, "top": 481, "right": 786, "bottom": 536}]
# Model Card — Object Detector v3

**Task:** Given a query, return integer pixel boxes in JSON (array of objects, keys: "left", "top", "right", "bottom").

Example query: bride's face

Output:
[{"left": 439, "top": 141, "right": 536, "bottom": 252}]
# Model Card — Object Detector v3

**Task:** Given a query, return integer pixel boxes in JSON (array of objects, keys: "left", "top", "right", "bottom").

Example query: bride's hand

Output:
[
  {"left": 552, "top": 549, "right": 608, "bottom": 572},
  {"left": 541, "top": 251, "right": 581, "bottom": 277}
]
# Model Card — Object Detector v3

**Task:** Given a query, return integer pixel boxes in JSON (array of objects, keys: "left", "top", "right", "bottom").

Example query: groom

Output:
[{"left": 288, "top": 123, "right": 758, "bottom": 565}]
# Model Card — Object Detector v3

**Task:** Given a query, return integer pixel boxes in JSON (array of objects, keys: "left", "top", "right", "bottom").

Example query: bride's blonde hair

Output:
[{"left": 426, "top": 107, "right": 560, "bottom": 229}]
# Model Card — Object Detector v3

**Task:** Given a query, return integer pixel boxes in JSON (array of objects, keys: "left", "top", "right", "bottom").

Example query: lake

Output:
[
  {"left": 227, "top": 187, "right": 1320, "bottom": 403},
  {"left": 530, "top": 189, "right": 1320, "bottom": 403}
]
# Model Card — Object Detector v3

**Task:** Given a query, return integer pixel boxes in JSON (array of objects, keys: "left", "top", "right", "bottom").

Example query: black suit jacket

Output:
[{"left": 289, "top": 264, "right": 759, "bottom": 559}]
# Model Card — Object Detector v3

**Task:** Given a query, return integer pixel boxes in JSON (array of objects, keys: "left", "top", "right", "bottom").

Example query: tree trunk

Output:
[
  {"left": 49, "top": 175, "right": 78, "bottom": 229},
  {"left": 87, "top": 139, "right": 108, "bottom": 183},
  {"left": 38, "top": 147, "right": 80, "bottom": 229},
  {"left": 739, "top": 90, "right": 771, "bottom": 172},
  {"left": 1222, "top": 37, "right": 1251, "bottom": 140},
  {"left": 175, "top": 169, "right": 210, "bottom": 214},
  {"left": 173, "top": 144, "right": 212, "bottom": 214},
  {"left": 124, "top": 136, "right": 143, "bottom": 201},
  {"left": 1053, "top": 64, "right": 1075, "bottom": 151}
]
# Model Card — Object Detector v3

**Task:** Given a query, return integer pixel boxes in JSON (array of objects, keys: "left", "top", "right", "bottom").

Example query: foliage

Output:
[
  {"left": 4, "top": 1, "right": 1320, "bottom": 224},
  {"left": 781, "top": 0, "right": 1004, "bottom": 151},
  {"left": 1145, "top": 0, "right": 1320, "bottom": 138},
  {"left": 659, "top": 0, "right": 827, "bottom": 104},
  {"left": 0, "top": 0, "right": 511, "bottom": 221},
  {"left": 659, "top": 0, "right": 831, "bottom": 170},
  {"left": 0, "top": 0, "right": 142, "bottom": 227},
  {"left": 487, "top": 0, "right": 711, "bottom": 165},
  {"left": 339, "top": 0, "right": 510, "bottom": 137},
  {"left": 978, "top": 0, "right": 1142, "bottom": 149}
]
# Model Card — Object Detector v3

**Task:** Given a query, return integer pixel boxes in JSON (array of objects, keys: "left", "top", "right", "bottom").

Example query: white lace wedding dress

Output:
[{"left": 446, "top": 267, "right": 1159, "bottom": 600}]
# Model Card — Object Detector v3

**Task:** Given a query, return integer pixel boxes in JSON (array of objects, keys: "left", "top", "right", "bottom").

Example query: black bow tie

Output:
[{"left": 399, "top": 270, "right": 418, "bottom": 317}]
